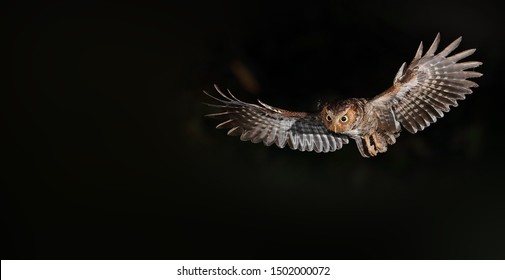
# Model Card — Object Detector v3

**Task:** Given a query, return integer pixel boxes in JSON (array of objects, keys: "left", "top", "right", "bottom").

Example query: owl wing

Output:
[
  {"left": 371, "top": 33, "right": 482, "bottom": 134},
  {"left": 204, "top": 85, "right": 349, "bottom": 153}
]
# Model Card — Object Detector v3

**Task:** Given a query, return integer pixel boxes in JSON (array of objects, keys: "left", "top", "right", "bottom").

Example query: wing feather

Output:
[
  {"left": 205, "top": 85, "right": 348, "bottom": 153},
  {"left": 372, "top": 34, "right": 482, "bottom": 134}
]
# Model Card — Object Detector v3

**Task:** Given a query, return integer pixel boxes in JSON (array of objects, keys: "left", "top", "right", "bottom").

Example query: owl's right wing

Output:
[{"left": 204, "top": 85, "right": 348, "bottom": 153}]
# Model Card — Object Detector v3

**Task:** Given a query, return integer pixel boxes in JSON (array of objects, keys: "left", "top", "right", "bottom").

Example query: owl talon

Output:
[
  {"left": 372, "top": 132, "right": 387, "bottom": 153},
  {"left": 364, "top": 135, "right": 378, "bottom": 157}
]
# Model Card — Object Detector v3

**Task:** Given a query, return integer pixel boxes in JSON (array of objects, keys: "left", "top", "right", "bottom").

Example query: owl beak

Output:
[{"left": 333, "top": 123, "right": 338, "bottom": 133}]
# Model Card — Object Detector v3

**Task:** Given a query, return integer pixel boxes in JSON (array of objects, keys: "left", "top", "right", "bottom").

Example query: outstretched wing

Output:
[
  {"left": 204, "top": 85, "right": 349, "bottom": 153},
  {"left": 371, "top": 33, "right": 482, "bottom": 134}
]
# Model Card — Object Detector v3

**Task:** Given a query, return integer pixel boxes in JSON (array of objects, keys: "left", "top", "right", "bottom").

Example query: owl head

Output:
[{"left": 321, "top": 99, "right": 362, "bottom": 133}]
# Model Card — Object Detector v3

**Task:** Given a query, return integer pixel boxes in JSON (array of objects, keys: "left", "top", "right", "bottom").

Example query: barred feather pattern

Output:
[
  {"left": 204, "top": 85, "right": 348, "bottom": 153},
  {"left": 373, "top": 33, "right": 482, "bottom": 134}
]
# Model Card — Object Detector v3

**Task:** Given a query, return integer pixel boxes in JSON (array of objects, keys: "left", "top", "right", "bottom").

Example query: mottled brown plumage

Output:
[{"left": 204, "top": 34, "right": 482, "bottom": 157}]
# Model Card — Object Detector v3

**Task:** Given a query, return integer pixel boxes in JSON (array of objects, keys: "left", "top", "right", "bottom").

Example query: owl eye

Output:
[
  {"left": 341, "top": 115, "right": 348, "bottom": 122},
  {"left": 326, "top": 115, "right": 332, "bottom": 122}
]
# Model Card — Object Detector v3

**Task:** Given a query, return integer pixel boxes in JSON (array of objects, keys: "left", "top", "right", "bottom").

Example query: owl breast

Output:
[{"left": 345, "top": 102, "right": 378, "bottom": 137}]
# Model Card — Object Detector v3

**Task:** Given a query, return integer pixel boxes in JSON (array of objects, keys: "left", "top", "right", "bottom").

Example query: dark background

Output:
[{"left": 4, "top": 0, "right": 505, "bottom": 259}]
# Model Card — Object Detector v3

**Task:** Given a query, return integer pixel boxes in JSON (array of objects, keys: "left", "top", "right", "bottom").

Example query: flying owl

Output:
[{"left": 204, "top": 34, "right": 482, "bottom": 157}]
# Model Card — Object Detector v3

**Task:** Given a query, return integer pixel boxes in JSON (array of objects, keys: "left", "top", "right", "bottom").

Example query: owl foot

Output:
[
  {"left": 372, "top": 132, "right": 387, "bottom": 153},
  {"left": 354, "top": 135, "right": 389, "bottom": 157},
  {"left": 364, "top": 135, "right": 378, "bottom": 156}
]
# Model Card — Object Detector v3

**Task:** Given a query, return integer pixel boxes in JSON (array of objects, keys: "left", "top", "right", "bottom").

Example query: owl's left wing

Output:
[
  {"left": 204, "top": 85, "right": 349, "bottom": 153},
  {"left": 371, "top": 33, "right": 482, "bottom": 134}
]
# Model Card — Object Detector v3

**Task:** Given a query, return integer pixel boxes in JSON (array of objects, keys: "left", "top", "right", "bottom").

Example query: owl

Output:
[{"left": 204, "top": 34, "right": 482, "bottom": 157}]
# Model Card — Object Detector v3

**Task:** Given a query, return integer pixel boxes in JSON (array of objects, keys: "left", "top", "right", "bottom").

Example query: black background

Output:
[{"left": 4, "top": 0, "right": 505, "bottom": 259}]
